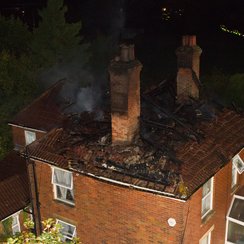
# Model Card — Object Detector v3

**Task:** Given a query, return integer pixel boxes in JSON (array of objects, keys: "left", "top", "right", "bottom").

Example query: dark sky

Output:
[{"left": 0, "top": 0, "right": 244, "bottom": 35}]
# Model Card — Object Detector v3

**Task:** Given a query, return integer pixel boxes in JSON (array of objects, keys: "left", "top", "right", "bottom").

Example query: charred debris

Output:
[{"left": 50, "top": 78, "right": 224, "bottom": 197}]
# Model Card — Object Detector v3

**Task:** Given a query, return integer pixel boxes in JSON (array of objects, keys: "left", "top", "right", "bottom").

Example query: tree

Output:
[
  {"left": 7, "top": 218, "right": 80, "bottom": 244},
  {"left": 31, "top": 0, "right": 86, "bottom": 70},
  {"left": 0, "top": 16, "right": 31, "bottom": 55}
]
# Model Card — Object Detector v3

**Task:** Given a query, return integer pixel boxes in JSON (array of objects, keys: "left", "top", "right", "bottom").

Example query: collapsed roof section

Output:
[
  {"left": 27, "top": 79, "right": 244, "bottom": 199},
  {"left": 26, "top": 36, "right": 244, "bottom": 200}
]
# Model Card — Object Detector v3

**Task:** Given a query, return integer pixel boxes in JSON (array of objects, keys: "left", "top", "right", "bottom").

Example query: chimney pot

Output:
[
  {"left": 120, "top": 44, "right": 130, "bottom": 62},
  {"left": 128, "top": 44, "right": 135, "bottom": 60},
  {"left": 182, "top": 35, "right": 196, "bottom": 46}
]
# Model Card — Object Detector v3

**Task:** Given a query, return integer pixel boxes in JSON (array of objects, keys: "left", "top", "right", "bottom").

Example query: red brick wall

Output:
[
  {"left": 35, "top": 161, "right": 187, "bottom": 244},
  {"left": 34, "top": 159, "right": 243, "bottom": 244},
  {"left": 183, "top": 161, "right": 243, "bottom": 244},
  {"left": 11, "top": 126, "right": 45, "bottom": 149}
]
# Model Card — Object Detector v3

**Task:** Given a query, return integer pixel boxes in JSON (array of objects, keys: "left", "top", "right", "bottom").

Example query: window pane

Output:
[
  {"left": 25, "top": 131, "right": 36, "bottom": 145},
  {"left": 229, "top": 198, "right": 244, "bottom": 222},
  {"left": 233, "top": 157, "right": 244, "bottom": 174},
  {"left": 12, "top": 215, "right": 18, "bottom": 225},
  {"left": 202, "top": 179, "right": 211, "bottom": 197},
  {"left": 202, "top": 194, "right": 211, "bottom": 216},
  {"left": 57, "top": 220, "right": 75, "bottom": 241},
  {"left": 227, "top": 220, "right": 244, "bottom": 243},
  {"left": 56, "top": 186, "right": 74, "bottom": 203},
  {"left": 53, "top": 168, "right": 72, "bottom": 188},
  {"left": 232, "top": 163, "right": 237, "bottom": 187},
  {"left": 200, "top": 234, "right": 209, "bottom": 244}
]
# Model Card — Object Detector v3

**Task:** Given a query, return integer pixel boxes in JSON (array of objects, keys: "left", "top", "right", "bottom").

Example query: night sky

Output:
[
  {"left": 1, "top": 0, "right": 244, "bottom": 35},
  {"left": 0, "top": 0, "right": 244, "bottom": 76}
]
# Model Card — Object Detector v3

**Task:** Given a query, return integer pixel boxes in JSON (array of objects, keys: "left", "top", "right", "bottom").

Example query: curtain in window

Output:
[{"left": 54, "top": 168, "right": 72, "bottom": 188}]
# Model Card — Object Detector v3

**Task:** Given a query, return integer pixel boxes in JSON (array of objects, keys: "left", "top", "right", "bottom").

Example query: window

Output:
[
  {"left": 201, "top": 177, "right": 213, "bottom": 218},
  {"left": 52, "top": 167, "right": 74, "bottom": 205},
  {"left": 226, "top": 195, "right": 244, "bottom": 243},
  {"left": 231, "top": 162, "right": 238, "bottom": 189},
  {"left": 56, "top": 219, "right": 76, "bottom": 242},
  {"left": 232, "top": 155, "right": 244, "bottom": 174},
  {"left": 12, "top": 214, "right": 20, "bottom": 234},
  {"left": 24, "top": 130, "right": 36, "bottom": 145},
  {"left": 199, "top": 226, "right": 214, "bottom": 244}
]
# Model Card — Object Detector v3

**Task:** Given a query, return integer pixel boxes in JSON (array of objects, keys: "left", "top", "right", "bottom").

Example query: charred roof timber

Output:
[{"left": 25, "top": 36, "right": 244, "bottom": 200}]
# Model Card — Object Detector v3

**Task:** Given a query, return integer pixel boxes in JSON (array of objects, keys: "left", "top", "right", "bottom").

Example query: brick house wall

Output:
[
  {"left": 32, "top": 157, "right": 243, "bottom": 244},
  {"left": 11, "top": 126, "right": 45, "bottom": 149},
  {"left": 34, "top": 160, "right": 188, "bottom": 244},
  {"left": 183, "top": 160, "right": 244, "bottom": 244}
]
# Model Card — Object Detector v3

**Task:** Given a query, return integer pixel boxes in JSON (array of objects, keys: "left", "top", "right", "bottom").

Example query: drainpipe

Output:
[{"left": 25, "top": 146, "right": 42, "bottom": 235}]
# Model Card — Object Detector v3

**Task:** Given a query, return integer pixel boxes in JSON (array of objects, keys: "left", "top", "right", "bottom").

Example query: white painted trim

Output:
[
  {"left": 83, "top": 171, "right": 186, "bottom": 202},
  {"left": 8, "top": 123, "right": 46, "bottom": 133},
  {"left": 225, "top": 194, "right": 244, "bottom": 243},
  {"left": 51, "top": 167, "right": 75, "bottom": 205},
  {"left": 35, "top": 161, "right": 186, "bottom": 202},
  {"left": 56, "top": 219, "right": 76, "bottom": 240},
  {"left": 51, "top": 167, "right": 73, "bottom": 189},
  {"left": 201, "top": 177, "right": 214, "bottom": 219},
  {"left": 199, "top": 225, "right": 214, "bottom": 244},
  {"left": 1, "top": 210, "right": 21, "bottom": 222}
]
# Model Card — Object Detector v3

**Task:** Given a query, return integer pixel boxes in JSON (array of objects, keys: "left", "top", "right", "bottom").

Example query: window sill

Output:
[
  {"left": 201, "top": 210, "right": 215, "bottom": 225},
  {"left": 53, "top": 199, "right": 75, "bottom": 208}
]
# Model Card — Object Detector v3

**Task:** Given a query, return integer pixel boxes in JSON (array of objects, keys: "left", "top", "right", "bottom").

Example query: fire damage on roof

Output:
[
  {"left": 28, "top": 79, "right": 244, "bottom": 199},
  {"left": 27, "top": 37, "right": 244, "bottom": 200}
]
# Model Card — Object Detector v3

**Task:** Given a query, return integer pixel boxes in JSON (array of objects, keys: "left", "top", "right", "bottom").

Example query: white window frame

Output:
[
  {"left": 56, "top": 219, "right": 76, "bottom": 242},
  {"left": 232, "top": 154, "right": 244, "bottom": 174},
  {"left": 231, "top": 161, "right": 238, "bottom": 189},
  {"left": 201, "top": 177, "right": 214, "bottom": 219},
  {"left": 24, "top": 130, "right": 36, "bottom": 145},
  {"left": 51, "top": 167, "right": 74, "bottom": 205},
  {"left": 2, "top": 212, "right": 21, "bottom": 235},
  {"left": 225, "top": 194, "right": 244, "bottom": 244},
  {"left": 199, "top": 225, "right": 214, "bottom": 244},
  {"left": 11, "top": 213, "right": 21, "bottom": 234}
]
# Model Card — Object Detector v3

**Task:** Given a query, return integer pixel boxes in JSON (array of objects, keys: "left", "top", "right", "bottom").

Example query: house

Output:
[
  {"left": 0, "top": 81, "right": 65, "bottom": 239},
  {"left": 0, "top": 151, "right": 29, "bottom": 239},
  {"left": 11, "top": 36, "right": 244, "bottom": 243}
]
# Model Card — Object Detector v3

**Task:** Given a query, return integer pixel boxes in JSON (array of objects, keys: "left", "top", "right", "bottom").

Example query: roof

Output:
[
  {"left": 0, "top": 151, "right": 30, "bottom": 220},
  {"left": 10, "top": 80, "right": 65, "bottom": 132},
  {"left": 27, "top": 80, "right": 244, "bottom": 200}
]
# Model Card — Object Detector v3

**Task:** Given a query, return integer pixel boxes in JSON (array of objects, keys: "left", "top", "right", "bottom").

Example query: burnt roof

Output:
[
  {"left": 26, "top": 80, "right": 244, "bottom": 200},
  {"left": 0, "top": 151, "right": 30, "bottom": 220},
  {"left": 10, "top": 80, "right": 65, "bottom": 132}
]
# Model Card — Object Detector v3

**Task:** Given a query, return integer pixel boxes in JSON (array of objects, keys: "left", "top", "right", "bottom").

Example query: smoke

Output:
[{"left": 38, "top": 53, "right": 106, "bottom": 115}]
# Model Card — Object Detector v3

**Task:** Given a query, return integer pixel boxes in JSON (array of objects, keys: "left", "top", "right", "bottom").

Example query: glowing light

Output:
[
  {"left": 162, "top": 7, "right": 167, "bottom": 11},
  {"left": 220, "top": 25, "right": 244, "bottom": 37}
]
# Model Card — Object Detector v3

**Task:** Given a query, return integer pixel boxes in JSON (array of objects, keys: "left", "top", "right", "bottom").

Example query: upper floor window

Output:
[
  {"left": 24, "top": 130, "right": 36, "bottom": 145},
  {"left": 52, "top": 167, "right": 74, "bottom": 205},
  {"left": 231, "top": 161, "right": 238, "bottom": 189},
  {"left": 56, "top": 219, "right": 76, "bottom": 242},
  {"left": 226, "top": 194, "right": 244, "bottom": 243},
  {"left": 201, "top": 177, "right": 213, "bottom": 219},
  {"left": 232, "top": 154, "right": 244, "bottom": 174}
]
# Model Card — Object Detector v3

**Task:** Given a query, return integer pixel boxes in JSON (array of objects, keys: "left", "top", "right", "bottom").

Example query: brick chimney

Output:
[
  {"left": 175, "top": 35, "right": 202, "bottom": 102},
  {"left": 109, "top": 44, "right": 142, "bottom": 145}
]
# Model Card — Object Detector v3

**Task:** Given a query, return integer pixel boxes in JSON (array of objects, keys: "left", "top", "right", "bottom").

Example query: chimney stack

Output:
[
  {"left": 175, "top": 35, "right": 202, "bottom": 102},
  {"left": 109, "top": 44, "right": 142, "bottom": 145}
]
